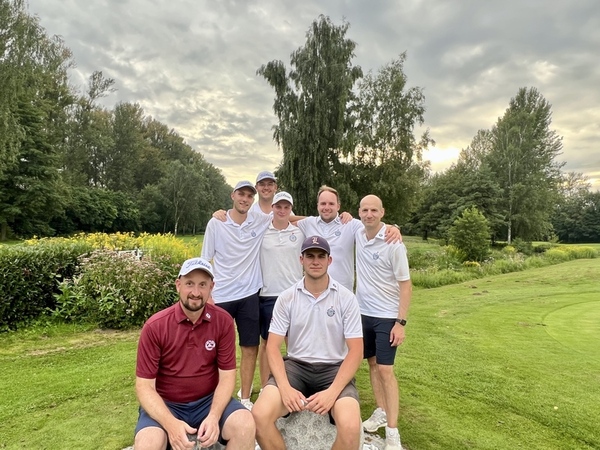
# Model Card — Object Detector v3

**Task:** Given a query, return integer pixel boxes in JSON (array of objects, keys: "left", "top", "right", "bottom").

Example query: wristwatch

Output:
[{"left": 395, "top": 318, "right": 407, "bottom": 326}]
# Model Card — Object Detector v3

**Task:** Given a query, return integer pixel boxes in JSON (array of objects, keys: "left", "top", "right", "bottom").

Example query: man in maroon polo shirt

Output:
[{"left": 134, "top": 257, "right": 255, "bottom": 450}]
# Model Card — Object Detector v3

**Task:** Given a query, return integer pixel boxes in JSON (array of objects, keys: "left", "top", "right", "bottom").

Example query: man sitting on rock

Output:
[
  {"left": 134, "top": 257, "right": 255, "bottom": 450},
  {"left": 252, "top": 236, "right": 364, "bottom": 450}
]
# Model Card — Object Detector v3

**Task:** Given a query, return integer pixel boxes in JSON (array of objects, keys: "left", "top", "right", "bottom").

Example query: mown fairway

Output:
[{"left": 0, "top": 259, "right": 598, "bottom": 449}]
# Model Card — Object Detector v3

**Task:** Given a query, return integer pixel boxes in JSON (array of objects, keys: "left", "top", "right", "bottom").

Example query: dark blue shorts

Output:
[
  {"left": 134, "top": 393, "right": 246, "bottom": 446},
  {"left": 259, "top": 296, "right": 277, "bottom": 340},
  {"left": 362, "top": 315, "right": 398, "bottom": 365},
  {"left": 218, "top": 291, "right": 260, "bottom": 346}
]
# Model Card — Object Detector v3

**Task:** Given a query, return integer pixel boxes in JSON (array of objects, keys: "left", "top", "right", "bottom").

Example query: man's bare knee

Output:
[{"left": 134, "top": 426, "right": 167, "bottom": 450}]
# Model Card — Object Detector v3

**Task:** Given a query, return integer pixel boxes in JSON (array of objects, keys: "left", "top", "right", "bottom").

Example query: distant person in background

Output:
[
  {"left": 355, "top": 195, "right": 412, "bottom": 450},
  {"left": 201, "top": 180, "right": 271, "bottom": 410},
  {"left": 258, "top": 191, "right": 304, "bottom": 387},
  {"left": 251, "top": 171, "right": 278, "bottom": 215},
  {"left": 252, "top": 235, "right": 364, "bottom": 450},
  {"left": 134, "top": 257, "right": 255, "bottom": 450},
  {"left": 295, "top": 186, "right": 402, "bottom": 291}
]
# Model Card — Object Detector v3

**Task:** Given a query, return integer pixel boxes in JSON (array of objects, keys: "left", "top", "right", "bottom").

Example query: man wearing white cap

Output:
[
  {"left": 134, "top": 258, "right": 255, "bottom": 450},
  {"left": 252, "top": 235, "right": 364, "bottom": 450},
  {"left": 251, "top": 171, "right": 279, "bottom": 215},
  {"left": 258, "top": 191, "right": 304, "bottom": 387},
  {"left": 201, "top": 181, "right": 271, "bottom": 410}
]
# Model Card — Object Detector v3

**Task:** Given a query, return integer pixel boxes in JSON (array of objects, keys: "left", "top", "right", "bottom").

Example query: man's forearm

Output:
[
  {"left": 266, "top": 335, "right": 290, "bottom": 388},
  {"left": 207, "top": 369, "right": 236, "bottom": 421},
  {"left": 327, "top": 339, "right": 362, "bottom": 396},
  {"left": 398, "top": 280, "right": 412, "bottom": 319},
  {"left": 136, "top": 378, "right": 176, "bottom": 428}
]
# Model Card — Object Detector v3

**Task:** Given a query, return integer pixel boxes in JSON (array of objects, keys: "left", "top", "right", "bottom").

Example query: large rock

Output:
[{"left": 124, "top": 410, "right": 386, "bottom": 449}]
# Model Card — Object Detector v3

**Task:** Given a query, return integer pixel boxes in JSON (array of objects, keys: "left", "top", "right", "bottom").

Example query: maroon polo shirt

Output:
[{"left": 136, "top": 302, "right": 236, "bottom": 403}]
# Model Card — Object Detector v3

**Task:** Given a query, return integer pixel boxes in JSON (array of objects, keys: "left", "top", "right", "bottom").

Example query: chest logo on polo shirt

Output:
[
  {"left": 289, "top": 234, "right": 297, "bottom": 242},
  {"left": 334, "top": 230, "right": 341, "bottom": 237},
  {"left": 251, "top": 231, "right": 257, "bottom": 237},
  {"left": 372, "top": 252, "right": 380, "bottom": 260},
  {"left": 327, "top": 306, "right": 335, "bottom": 317},
  {"left": 205, "top": 340, "right": 216, "bottom": 351}
]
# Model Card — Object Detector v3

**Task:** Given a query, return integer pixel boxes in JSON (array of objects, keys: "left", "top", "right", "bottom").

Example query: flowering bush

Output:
[{"left": 54, "top": 249, "right": 179, "bottom": 329}]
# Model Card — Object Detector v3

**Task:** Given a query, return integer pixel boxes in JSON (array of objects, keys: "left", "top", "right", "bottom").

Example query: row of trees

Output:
[
  {"left": 0, "top": 0, "right": 231, "bottom": 240},
  {"left": 260, "top": 16, "right": 598, "bottom": 243},
  {"left": 2, "top": 5, "right": 597, "bottom": 243}
]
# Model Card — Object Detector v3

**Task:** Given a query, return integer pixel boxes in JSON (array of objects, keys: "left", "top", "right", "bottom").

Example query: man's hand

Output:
[
  {"left": 339, "top": 211, "right": 353, "bottom": 224},
  {"left": 280, "top": 385, "right": 308, "bottom": 413},
  {"left": 389, "top": 322, "right": 406, "bottom": 347},
  {"left": 305, "top": 388, "right": 337, "bottom": 415},
  {"left": 212, "top": 209, "right": 227, "bottom": 222},
  {"left": 165, "top": 419, "right": 197, "bottom": 450},
  {"left": 196, "top": 414, "right": 220, "bottom": 449},
  {"left": 384, "top": 225, "right": 402, "bottom": 244}
]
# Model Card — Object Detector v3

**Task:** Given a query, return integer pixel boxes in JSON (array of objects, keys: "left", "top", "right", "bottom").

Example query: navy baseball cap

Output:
[{"left": 301, "top": 235, "right": 331, "bottom": 254}]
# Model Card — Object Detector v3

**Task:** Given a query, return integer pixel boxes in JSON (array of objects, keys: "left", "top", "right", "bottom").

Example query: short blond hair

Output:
[{"left": 317, "top": 185, "right": 340, "bottom": 204}]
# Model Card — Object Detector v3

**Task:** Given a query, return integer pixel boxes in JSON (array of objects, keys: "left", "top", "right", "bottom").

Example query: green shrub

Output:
[
  {"left": 533, "top": 243, "right": 555, "bottom": 253},
  {"left": 448, "top": 207, "right": 491, "bottom": 262},
  {"left": 512, "top": 238, "right": 533, "bottom": 256},
  {"left": 0, "top": 241, "right": 92, "bottom": 330},
  {"left": 54, "top": 250, "right": 179, "bottom": 329},
  {"left": 544, "top": 248, "right": 571, "bottom": 263},
  {"left": 562, "top": 246, "right": 597, "bottom": 259}
]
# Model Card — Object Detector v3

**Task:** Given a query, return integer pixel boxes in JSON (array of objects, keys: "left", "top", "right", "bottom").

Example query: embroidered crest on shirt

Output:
[
  {"left": 205, "top": 340, "right": 216, "bottom": 351},
  {"left": 205, "top": 312, "right": 211, "bottom": 319},
  {"left": 251, "top": 231, "right": 257, "bottom": 237},
  {"left": 327, "top": 306, "right": 335, "bottom": 317},
  {"left": 372, "top": 252, "right": 380, "bottom": 260},
  {"left": 334, "top": 230, "right": 341, "bottom": 236},
  {"left": 289, "top": 234, "right": 297, "bottom": 242}
]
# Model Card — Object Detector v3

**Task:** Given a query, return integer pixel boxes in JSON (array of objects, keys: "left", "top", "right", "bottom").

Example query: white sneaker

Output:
[
  {"left": 385, "top": 427, "right": 402, "bottom": 450},
  {"left": 237, "top": 384, "right": 254, "bottom": 399},
  {"left": 363, "top": 407, "right": 387, "bottom": 432},
  {"left": 240, "top": 398, "right": 254, "bottom": 410}
]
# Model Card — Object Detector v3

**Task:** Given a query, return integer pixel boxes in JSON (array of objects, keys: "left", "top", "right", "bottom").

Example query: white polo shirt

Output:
[
  {"left": 296, "top": 216, "right": 363, "bottom": 290},
  {"left": 269, "top": 277, "right": 363, "bottom": 364},
  {"left": 201, "top": 211, "right": 271, "bottom": 303},
  {"left": 259, "top": 223, "right": 304, "bottom": 297},
  {"left": 250, "top": 202, "right": 271, "bottom": 216},
  {"left": 355, "top": 224, "right": 411, "bottom": 318}
]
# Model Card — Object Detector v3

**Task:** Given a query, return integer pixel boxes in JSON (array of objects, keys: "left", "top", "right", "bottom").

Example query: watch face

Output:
[{"left": 396, "top": 319, "right": 407, "bottom": 326}]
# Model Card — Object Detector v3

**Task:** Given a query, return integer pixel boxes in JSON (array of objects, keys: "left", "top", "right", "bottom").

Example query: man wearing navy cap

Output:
[
  {"left": 201, "top": 181, "right": 271, "bottom": 410},
  {"left": 134, "top": 258, "right": 255, "bottom": 450},
  {"left": 252, "top": 236, "right": 364, "bottom": 450}
]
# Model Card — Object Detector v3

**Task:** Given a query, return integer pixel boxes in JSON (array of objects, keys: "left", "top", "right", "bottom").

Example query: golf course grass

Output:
[{"left": 0, "top": 258, "right": 598, "bottom": 449}]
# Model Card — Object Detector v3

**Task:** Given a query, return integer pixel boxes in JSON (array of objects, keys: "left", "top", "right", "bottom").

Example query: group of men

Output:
[{"left": 133, "top": 171, "right": 412, "bottom": 450}]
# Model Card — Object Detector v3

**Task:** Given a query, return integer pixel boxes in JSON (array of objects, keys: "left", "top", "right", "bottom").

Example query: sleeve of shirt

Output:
[
  {"left": 136, "top": 322, "right": 161, "bottom": 379},
  {"left": 342, "top": 292, "right": 363, "bottom": 339},
  {"left": 391, "top": 243, "right": 411, "bottom": 281},
  {"left": 268, "top": 290, "right": 291, "bottom": 337},
  {"left": 217, "top": 311, "right": 237, "bottom": 371},
  {"left": 200, "top": 218, "right": 217, "bottom": 260}
]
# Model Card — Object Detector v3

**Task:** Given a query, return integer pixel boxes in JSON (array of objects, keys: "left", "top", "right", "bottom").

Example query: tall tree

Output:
[
  {"left": 348, "top": 54, "right": 433, "bottom": 223},
  {"left": 258, "top": 15, "right": 362, "bottom": 214},
  {"left": 0, "top": 0, "right": 73, "bottom": 239}
]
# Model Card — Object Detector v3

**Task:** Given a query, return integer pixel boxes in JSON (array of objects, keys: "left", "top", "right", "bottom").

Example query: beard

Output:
[{"left": 181, "top": 295, "right": 207, "bottom": 312}]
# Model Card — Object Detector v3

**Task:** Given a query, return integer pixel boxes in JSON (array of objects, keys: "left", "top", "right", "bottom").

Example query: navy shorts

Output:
[
  {"left": 259, "top": 296, "right": 277, "bottom": 340},
  {"left": 134, "top": 393, "right": 246, "bottom": 446},
  {"left": 217, "top": 291, "right": 260, "bottom": 347},
  {"left": 361, "top": 315, "right": 398, "bottom": 365}
]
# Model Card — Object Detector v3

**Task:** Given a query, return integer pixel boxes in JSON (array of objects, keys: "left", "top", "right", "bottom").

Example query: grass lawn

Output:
[{"left": 1, "top": 259, "right": 599, "bottom": 449}]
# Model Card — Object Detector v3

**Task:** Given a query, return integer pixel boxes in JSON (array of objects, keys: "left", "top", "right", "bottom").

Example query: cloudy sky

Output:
[{"left": 27, "top": 0, "right": 600, "bottom": 190}]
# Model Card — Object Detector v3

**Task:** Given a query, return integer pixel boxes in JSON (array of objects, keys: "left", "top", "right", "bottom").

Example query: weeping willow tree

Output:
[{"left": 257, "top": 15, "right": 362, "bottom": 215}]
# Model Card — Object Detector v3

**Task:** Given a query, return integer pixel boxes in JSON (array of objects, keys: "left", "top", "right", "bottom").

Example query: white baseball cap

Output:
[
  {"left": 178, "top": 257, "right": 214, "bottom": 279},
  {"left": 272, "top": 191, "right": 293, "bottom": 206},
  {"left": 233, "top": 180, "right": 257, "bottom": 193}
]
